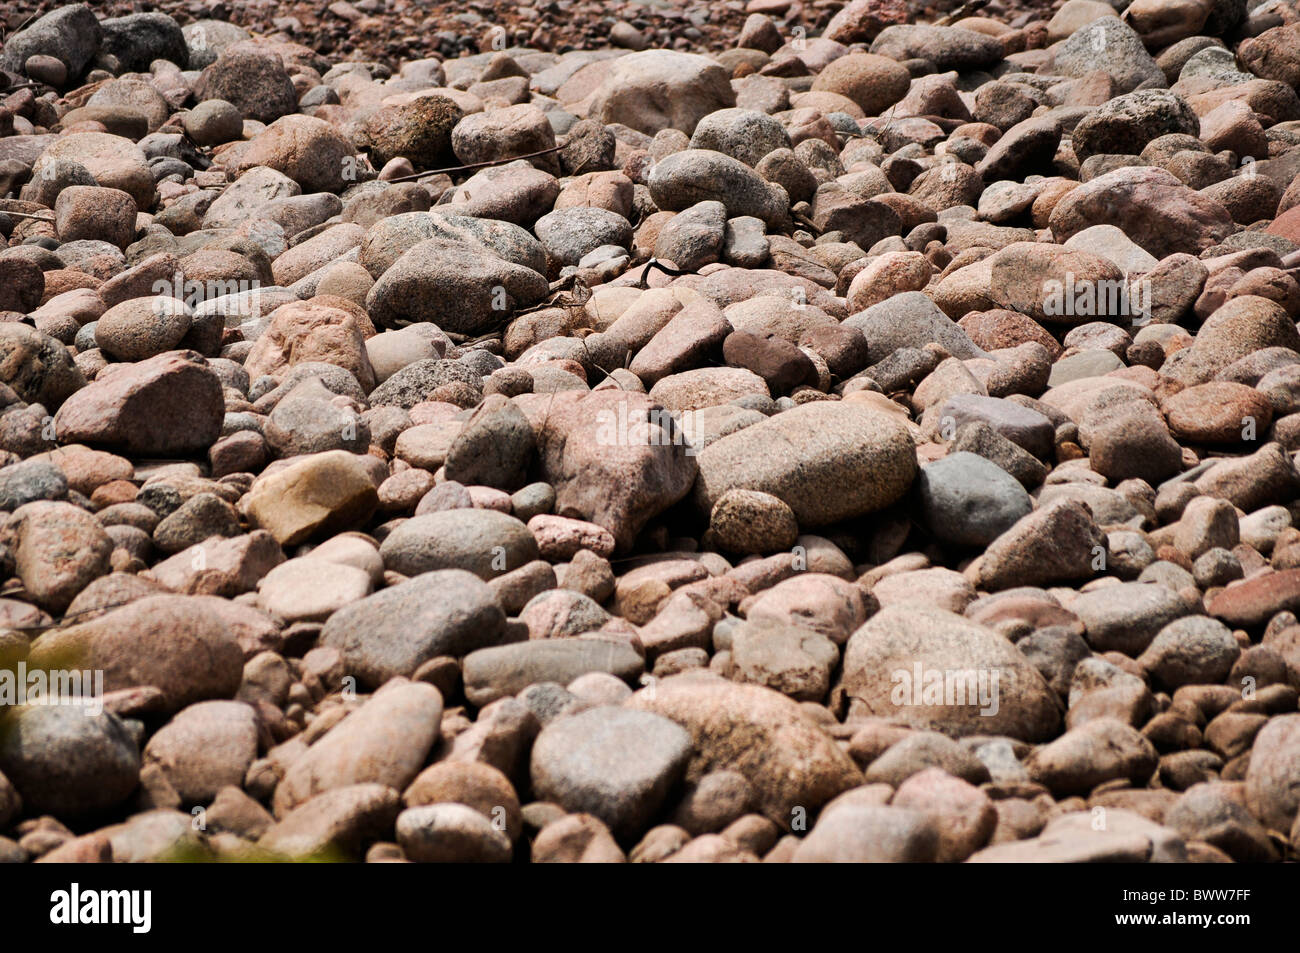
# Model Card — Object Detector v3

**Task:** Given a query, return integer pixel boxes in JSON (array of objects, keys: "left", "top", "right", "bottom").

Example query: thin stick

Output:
[
  {"left": 382, "top": 144, "right": 564, "bottom": 183},
  {"left": 1, "top": 210, "right": 55, "bottom": 222}
]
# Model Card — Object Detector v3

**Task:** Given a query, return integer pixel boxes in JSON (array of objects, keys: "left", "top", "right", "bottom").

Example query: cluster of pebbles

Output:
[{"left": 0, "top": 0, "right": 1297, "bottom": 863}]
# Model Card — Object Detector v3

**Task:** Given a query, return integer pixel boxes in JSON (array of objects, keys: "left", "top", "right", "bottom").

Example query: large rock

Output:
[
  {"left": 365, "top": 237, "right": 549, "bottom": 335},
  {"left": 462, "top": 636, "right": 645, "bottom": 706},
  {"left": 378, "top": 509, "right": 539, "bottom": 579},
  {"left": 0, "top": 324, "right": 85, "bottom": 409},
  {"left": 648, "top": 150, "right": 789, "bottom": 228},
  {"left": 273, "top": 681, "right": 443, "bottom": 816},
  {"left": 322, "top": 570, "right": 507, "bottom": 689},
  {"left": 518, "top": 390, "right": 698, "bottom": 551},
  {"left": 1071, "top": 89, "right": 1200, "bottom": 161},
  {"left": 587, "top": 50, "right": 735, "bottom": 136},
  {"left": 53, "top": 351, "right": 223, "bottom": 457},
  {"left": 0, "top": 4, "right": 102, "bottom": 77},
  {"left": 1048, "top": 166, "right": 1234, "bottom": 259},
  {"left": 362, "top": 94, "right": 463, "bottom": 168},
  {"left": 975, "top": 499, "right": 1106, "bottom": 590},
  {"left": 693, "top": 401, "right": 917, "bottom": 528},
  {"left": 194, "top": 44, "right": 298, "bottom": 124},
  {"left": 0, "top": 706, "right": 138, "bottom": 820},
  {"left": 99, "top": 12, "right": 188, "bottom": 72},
  {"left": 870, "top": 25, "right": 1005, "bottom": 72},
  {"left": 916, "top": 452, "right": 1033, "bottom": 548},
  {"left": 32, "top": 132, "right": 154, "bottom": 210},
  {"left": 233, "top": 115, "right": 357, "bottom": 193},
  {"left": 842, "top": 605, "right": 1063, "bottom": 742},
  {"left": 240, "top": 450, "right": 379, "bottom": 545},
  {"left": 244, "top": 300, "right": 375, "bottom": 391},
  {"left": 530, "top": 707, "right": 691, "bottom": 839},
  {"left": 626, "top": 672, "right": 861, "bottom": 829},
  {"left": 846, "top": 291, "right": 986, "bottom": 361},
  {"left": 4, "top": 501, "right": 111, "bottom": 613},
  {"left": 141, "top": 700, "right": 258, "bottom": 803},
  {"left": 1244, "top": 714, "right": 1300, "bottom": 834},
  {"left": 27, "top": 595, "right": 243, "bottom": 714},
  {"left": 1049, "top": 16, "right": 1166, "bottom": 93}
]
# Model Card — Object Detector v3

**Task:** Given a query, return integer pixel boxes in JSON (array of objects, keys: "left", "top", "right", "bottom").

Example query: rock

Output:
[
  {"left": 534, "top": 207, "right": 633, "bottom": 267},
  {"left": 871, "top": 25, "right": 1005, "bottom": 72},
  {"left": 240, "top": 451, "right": 379, "bottom": 545},
  {"left": 322, "top": 570, "right": 506, "bottom": 688},
  {"left": 792, "top": 803, "right": 940, "bottom": 862},
  {"left": 694, "top": 401, "right": 916, "bottom": 527},
  {"left": 94, "top": 296, "right": 192, "bottom": 361},
  {"left": 588, "top": 50, "right": 735, "bottom": 136},
  {"left": 847, "top": 291, "right": 986, "bottom": 361},
  {"left": 843, "top": 604, "right": 1062, "bottom": 741},
  {"left": 809, "top": 53, "right": 911, "bottom": 117},
  {"left": 1244, "top": 714, "right": 1300, "bottom": 834},
  {"left": 627, "top": 673, "right": 860, "bottom": 828},
  {"left": 462, "top": 636, "right": 644, "bottom": 707},
  {"left": 141, "top": 700, "right": 258, "bottom": 803},
  {"left": 0, "top": 460, "right": 67, "bottom": 510},
  {"left": 0, "top": 324, "right": 85, "bottom": 408},
  {"left": 452, "top": 104, "right": 558, "bottom": 174},
  {"left": 54, "top": 351, "right": 223, "bottom": 456},
  {"left": 234, "top": 116, "right": 357, "bottom": 193},
  {"left": 648, "top": 150, "right": 788, "bottom": 227},
  {"left": 27, "top": 595, "right": 243, "bottom": 714},
  {"left": 916, "top": 452, "right": 1033, "bottom": 548},
  {"left": 379, "top": 509, "right": 539, "bottom": 580},
  {"left": 365, "top": 237, "right": 549, "bottom": 335},
  {"left": 1050, "top": 16, "right": 1165, "bottom": 93},
  {"left": 0, "top": 4, "right": 102, "bottom": 78},
  {"left": 99, "top": 12, "right": 187, "bottom": 72},
  {"left": 653, "top": 201, "right": 728, "bottom": 271},
  {"left": 709, "top": 488, "right": 799, "bottom": 554},
  {"left": 975, "top": 499, "right": 1107, "bottom": 591},
  {"left": 689, "top": 109, "right": 791, "bottom": 167},
  {"left": 1025, "top": 718, "right": 1159, "bottom": 795},
  {"left": 1070, "top": 582, "right": 1193, "bottom": 656},
  {"left": 891, "top": 767, "right": 996, "bottom": 862},
  {"left": 1138, "top": 616, "right": 1241, "bottom": 690},
  {"left": 194, "top": 45, "right": 298, "bottom": 124},
  {"left": 54, "top": 186, "right": 137, "bottom": 250},
  {"left": 245, "top": 300, "right": 375, "bottom": 392},
  {"left": 1072, "top": 90, "right": 1200, "bottom": 162},
  {"left": 1050, "top": 167, "right": 1233, "bottom": 260},
  {"left": 728, "top": 618, "right": 839, "bottom": 701},
  {"left": 261, "top": 784, "right": 401, "bottom": 860},
  {"left": 4, "top": 501, "right": 111, "bottom": 613},
  {"left": 362, "top": 95, "right": 463, "bottom": 168},
  {"left": 273, "top": 681, "right": 442, "bottom": 816},
  {"left": 0, "top": 706, "right": 138, "bottom": 820},
  {"left": 1163, "top": 382, "right": 1273, "bottom": 443},
  {"left": 396, "top": 803, "right": 513, "bottom": 862},
  {"left": 523, "top": 390, "right": 698, "bottom": 551},
  {"left": 530, "top": 707, "right": 691, "bottom": 839}
]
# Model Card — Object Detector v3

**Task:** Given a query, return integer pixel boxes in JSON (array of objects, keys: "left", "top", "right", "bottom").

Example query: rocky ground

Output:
[{"left": 0, "top": 0, "right": 1296, "bottom": 865}]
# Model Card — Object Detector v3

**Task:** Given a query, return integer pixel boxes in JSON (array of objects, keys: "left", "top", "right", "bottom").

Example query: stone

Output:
[
  {"left": 588, "top": 51, "right": 735, "bottom": 136},
  {"left": 273, "top": 682, "right": 443, "bottom": 816},
  {"left": 916, "top": 452, "right": 1033, "bottom": 548},
  {"left": 626, "top": 673, "right": 860, "bottom": 828},
  {"left": 0, "top": 706, "right": 138, "bottom": 820},
  {"left": 321, "top": 571, "right": 506, "bottom": 689},
  {"left": 843, "top": 604, "right": 1063, "bottom": 742},
  {"left": 54, "top": 352, "right": 223, "bottom": 457},
  {"left": 530, "top": 707, "right": 691, "bottom": 839},
  {"left": 693, "top": 401, "right": 917, "bottom": 528}
]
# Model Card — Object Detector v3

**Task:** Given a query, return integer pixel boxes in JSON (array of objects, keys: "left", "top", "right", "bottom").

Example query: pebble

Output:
[{"left": 0, "top": 0, "right": 1297, "bottom": 865}]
